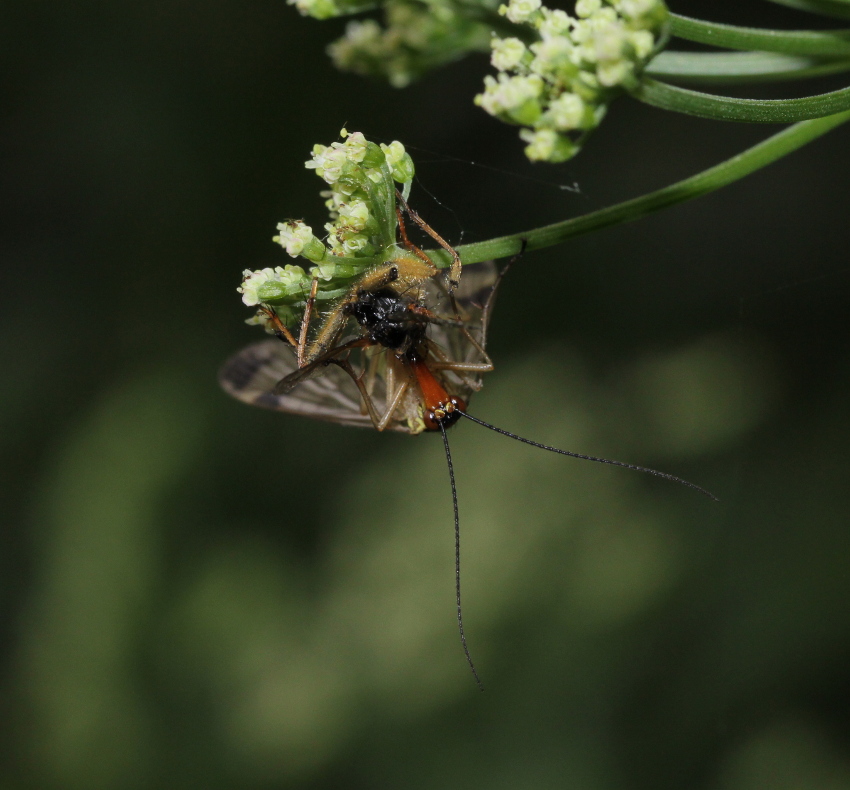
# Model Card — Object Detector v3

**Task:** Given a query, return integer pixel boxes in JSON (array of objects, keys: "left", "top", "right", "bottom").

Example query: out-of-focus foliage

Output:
[{"left": 3, "top": 2, "right": 850, "bottom": 789}]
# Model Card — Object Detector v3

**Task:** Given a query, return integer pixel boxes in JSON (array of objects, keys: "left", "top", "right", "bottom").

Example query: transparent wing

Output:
[
  {"left": 424, "top": 260, "right": 501, "bottom": 403},
  {"left": 218, "top": 339, "right": 414, "bottom": 433},
  {"left": 219, "top": 261, "right": 503, "bottom": 432}
]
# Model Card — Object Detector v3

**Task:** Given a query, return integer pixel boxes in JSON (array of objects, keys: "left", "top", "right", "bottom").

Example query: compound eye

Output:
[{"left": 388, "top": 266, "right": 399, "bottom": 282}]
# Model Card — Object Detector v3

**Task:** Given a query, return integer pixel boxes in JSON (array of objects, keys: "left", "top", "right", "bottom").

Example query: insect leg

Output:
[
  {"left": 426, "top": 342, "right": 493, "bottom": 393},
  {"left": 396, "top": 189, "right": 462, "bottom": 290},
  {"left": 259, "top": 305, "right": 299, "bottom": 348},
  {"left": 297, "top": 275, "right": 320, "bottom": 367},
  {"left": 396, "top": 205, "right": 438, "bottom": 272},
  {"left": 327, "top": 357, "right": 409, "bottom": 432}
]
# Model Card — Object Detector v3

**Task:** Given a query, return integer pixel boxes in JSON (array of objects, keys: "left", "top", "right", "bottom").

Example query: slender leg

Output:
[
  {"left": 259, "top": 305, "right": 299, "bottom": 348},
  {"left": 328, "top": 356, "right": 410, "bottom": 432},
  {"left": 297, "top": 275, "right": 320, "bottom": 367},
  {"left": 396, "top": 206, "right": 437, "bottom": 270},
  {"left": 427, "top": 342, "right": 493, "bottom": 394},
  {"left": 376, "top": 379, "right": 410, "bottom": 432},
  {"left": 396, "top": 190, "right": 462, "bottom": 290}
]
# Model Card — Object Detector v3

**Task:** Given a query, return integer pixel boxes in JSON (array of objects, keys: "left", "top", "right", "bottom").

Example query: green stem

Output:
[
  {"left": 646, "top": 51, "right": 850, "bottom": 83},
  {"left": 632, "top": 77, "right": 850, "bottom": 122},
  {"left": 424, "top": 112, "right": 850, "bottom": 267},
  {"left": 669, "top": 13, "right": 850, "bottom": 56}
]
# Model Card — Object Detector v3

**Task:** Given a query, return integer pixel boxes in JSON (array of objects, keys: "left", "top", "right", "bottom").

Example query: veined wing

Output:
[
  {"left": 424, "top": 260, "right": 501, "bottom": 400},
  {"left": 218, "top": 339, "right": 414, "bottom": 433}
]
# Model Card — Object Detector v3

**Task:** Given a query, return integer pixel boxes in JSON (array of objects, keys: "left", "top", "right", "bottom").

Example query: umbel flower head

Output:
[
  {"left": 237, "top": 130, "right": 417, "bottom": 330},
  {"left": 327, "top": 0, "right": 497, "bottom": 87},
  {"left": 476, "top": 0, "right": 669, "bottom": 162}
]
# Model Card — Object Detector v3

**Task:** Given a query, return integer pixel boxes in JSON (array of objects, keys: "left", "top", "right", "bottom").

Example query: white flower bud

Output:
[
  {"left": 537, "top": 8, "right": 573, "bottom": 36},
  {"left": 547, "top": 92, "right": 586, "bottom": 130},
  {"left": 275, "top": 221, "right": 316, "bottom": 257},
  {"left": 530, "top": 35, "right": 574, "bottom": 77},
  {"left": 594, "top": 22, "right": 628, "bottom": 62},
  {"left": 520, "top": 128, "right": 558, "bottom": 161},
  {"left": 500, "top": 0, "right": 541, "bottom": 24},
  {"left": 597, "top": 59, "right": 631, "bottom": 86},
  {"left": 237, "top": 268, "right": 273, "bottom": 306},
  {"left": 337, "top": 199, "right": 371, "bottom": 231},
  {"left": 575, "top": 0, "right": 601, "bottom": 18},
  {"left": 618, "top": 0, "right": 661, "bottom": 19},
  {"left": 491, "top": 37, "right": 527, "bottom": 71},
  {"left": 304, "top": 144, "right": 348, "bottom": 185},
  {"left": 629, "top": 29, "right": 654, "bottom": 59},
  {"left": 342, "top": 131, "right": 368, "bottom": 162}
]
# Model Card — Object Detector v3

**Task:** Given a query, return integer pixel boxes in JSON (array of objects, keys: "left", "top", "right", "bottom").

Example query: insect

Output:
[{"left": 220, "top": 199, "right": 717, "bottom": 688}]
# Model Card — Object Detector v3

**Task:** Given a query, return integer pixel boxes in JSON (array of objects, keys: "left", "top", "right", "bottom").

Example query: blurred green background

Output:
[{"left": 4, "top": 1, "right": 850, "bottom": 788}]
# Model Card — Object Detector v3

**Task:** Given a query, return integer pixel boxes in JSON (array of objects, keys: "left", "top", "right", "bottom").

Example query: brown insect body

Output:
[{"left": 219, "top": 258, "right": 499, "bottom": 435}]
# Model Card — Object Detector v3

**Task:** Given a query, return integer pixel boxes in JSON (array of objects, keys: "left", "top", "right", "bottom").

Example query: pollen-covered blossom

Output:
[
  {"left": 238, "top": 265, "right": 309, "bottom": 307},
  {"left": 305, "top": 145, "right": 347, "bottom": 185},
  {"left": 477, "top": 0, "right": 668, "bottom": 162},
  {"left": 339, "top": 128, "right": 368, "bottom": 161},
  {"left": 336, "top": 199, "right": 371, "bottom": 231},
  {"left": 274, "top": 220, "right": 314, "bottom": 257},
  {"left": 303, "top": 130, "right": 378, "bottom": 186},
  {"left": 290, "top": 130, "right": 415, "bottom": 266}
]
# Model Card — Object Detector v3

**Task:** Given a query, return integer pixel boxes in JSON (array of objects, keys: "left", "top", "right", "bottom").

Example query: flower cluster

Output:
[
  {"left": 327, "top": 0, "right": 495, "bottom": 87},
  {"left": 237, "top": 130, "right": 416, "bottom": 328},
  {"left": 476, "top": 0, "right": 669, "bottom": 162},
  {"left": 298, "top": 132, "right": 414, "bottom": 263},
  {"left": 286, "top": 0, "right": 377, "bottom": 22}
]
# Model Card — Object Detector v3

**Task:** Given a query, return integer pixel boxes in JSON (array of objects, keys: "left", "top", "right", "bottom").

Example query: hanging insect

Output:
[{"left": 220, "top": 131, "right": 717, "bottom": 688}]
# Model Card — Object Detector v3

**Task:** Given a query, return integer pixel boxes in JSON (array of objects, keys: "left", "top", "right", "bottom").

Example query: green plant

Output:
[{"left": 235, "top": 0, "right": 849, "bottom": 316}]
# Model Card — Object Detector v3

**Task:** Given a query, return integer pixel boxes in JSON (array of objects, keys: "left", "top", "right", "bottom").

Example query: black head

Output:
[{"left": 345, "top": 287, "right": 426, "bottom": 350}]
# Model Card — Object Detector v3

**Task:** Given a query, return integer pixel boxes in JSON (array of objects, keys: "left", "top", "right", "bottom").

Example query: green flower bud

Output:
[
  {"left": 361, "top": 142, "right": 386, "bottom": 169},
  {"left": 508, "top": 99, "right": 542, "bottom": 125},
  {"left": 520, "top": 128, "right": 577, "bottom": 162},
  {"left": 312, "top": 261, "right": 361, "bottom": 281},
  {"left": 301, "top": 236, "right": 328, "bottom": 262},
  {"left": 257, "top": 280, "right": 298, "bottom": 303},
  {"left": 390, "top": 152, "right": 415, "bottom": 183}
]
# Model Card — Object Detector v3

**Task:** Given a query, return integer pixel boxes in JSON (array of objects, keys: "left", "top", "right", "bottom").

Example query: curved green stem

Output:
[
  {"left": 669, "top": 13, "right": 850, "bottom": 56},
  {"left": 632, "top": 77, "right": 850, "bottom": 122},
  {"left": 646, "top": 51, "right": 850, "bottom": 83},
  {"left": 424, "top": 112, "right": 850, "bottom": 267}
]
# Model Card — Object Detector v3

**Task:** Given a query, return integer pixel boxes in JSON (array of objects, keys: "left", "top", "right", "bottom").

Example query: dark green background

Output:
[{"left": 4, "top": 1, "right": 850, "bottom": 788}]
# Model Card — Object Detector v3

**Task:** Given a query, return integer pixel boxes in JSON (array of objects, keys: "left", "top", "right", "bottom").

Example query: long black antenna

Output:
[
  {"left": 439, "top": 421, "right": 484, "bottom": 690},
  {"left": 458, "top": 411, "right": 719, "bottom": 502}
]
